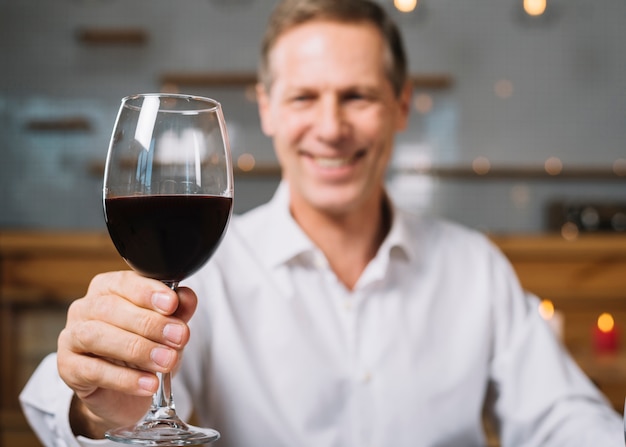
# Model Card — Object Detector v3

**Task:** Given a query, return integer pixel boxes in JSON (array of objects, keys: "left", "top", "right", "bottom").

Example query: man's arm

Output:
[
  {"left": 20, "top": 354, "right": 94, "bottom": 447},
  {"left": 489, "top": 287, "right": 623, "bottom": 445}
]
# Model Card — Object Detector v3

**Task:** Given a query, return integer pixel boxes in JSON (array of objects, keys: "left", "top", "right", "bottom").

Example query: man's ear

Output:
[
  {"left": 396, "top": 80, "right": 413, "bottom": 132},
  {"left": 256, "top": 83, "right": 275, "bottom": 137}
]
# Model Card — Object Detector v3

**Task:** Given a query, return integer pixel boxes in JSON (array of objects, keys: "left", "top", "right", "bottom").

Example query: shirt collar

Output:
[
  {"left": 254, "top": 182, "right": 317, "bottom": 268},
  {"left": 238, "top": 181, "right": 416, "bottom": 269},
  {"left": 382, "top": 204, "right": 417, "bottom": 263}
]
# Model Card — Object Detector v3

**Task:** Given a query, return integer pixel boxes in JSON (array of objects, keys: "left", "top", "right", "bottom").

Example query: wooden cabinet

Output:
[
  {"left": 1, "top": 231, "right": 626, "bottom": 444},
  {"left": 0, "top": 232, "right": 127, "bottom": 446},
  {"left": 491, "top": 233, "right": 626, "bottom": 411}
]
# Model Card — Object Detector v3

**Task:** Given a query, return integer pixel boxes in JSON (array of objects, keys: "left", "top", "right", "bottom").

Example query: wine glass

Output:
[{"left": 102, "top": 93, "right": 233, "bottom": 445}]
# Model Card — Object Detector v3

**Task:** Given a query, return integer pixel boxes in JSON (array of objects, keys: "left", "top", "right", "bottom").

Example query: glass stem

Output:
[
  {"left": 149, "top": 372, "right": 176, "bottom": 420},
  {"left": 147, "top": 281, "right": 180, "bottom": 422}
]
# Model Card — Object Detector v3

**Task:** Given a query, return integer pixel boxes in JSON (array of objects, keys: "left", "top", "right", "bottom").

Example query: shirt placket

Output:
[{"left": 314, "top": 250, "right": 376, "bottom": 447}]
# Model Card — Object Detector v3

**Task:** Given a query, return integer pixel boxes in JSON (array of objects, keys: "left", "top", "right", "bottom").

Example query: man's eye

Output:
[
  {"left": 287, "top": 95, "right": 315, "bottom": 108},
  {"left": 344, "top": 92, "right": 370, "bottom": 103},
  {"left": 292, "top": 94, "right": 313, "bottom": 102}
]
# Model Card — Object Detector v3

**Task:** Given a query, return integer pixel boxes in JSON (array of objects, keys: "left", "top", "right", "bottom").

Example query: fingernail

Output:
[
  {"left": 150, "top": 347, "right": 174, "bottom": 368},
  {"left": 138, "top": 376, "right": 157, "bottom": 393},
  {"left": 163, "top": 324, "right": 184, "bottom": 345},
  {"left": 152, "top": 292, "right": 174, "bottom": 313}
]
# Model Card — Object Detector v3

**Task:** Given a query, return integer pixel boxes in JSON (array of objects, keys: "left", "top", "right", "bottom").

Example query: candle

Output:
[
  {"left": 538, "top": 299, "right": 564, "bottom": 340},
  {"left": 593, "top": 312, "right": 619, "bottom": 354}
]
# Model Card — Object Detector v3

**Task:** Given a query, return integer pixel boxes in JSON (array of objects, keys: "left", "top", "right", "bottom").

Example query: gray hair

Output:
[{"left": 258, "top": 0, "right": 408, "bottom": 97}]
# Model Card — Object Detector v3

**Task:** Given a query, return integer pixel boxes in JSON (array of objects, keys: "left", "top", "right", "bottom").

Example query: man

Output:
[{"left": 21, "top": 0, "right": 622, "bottom": 446}]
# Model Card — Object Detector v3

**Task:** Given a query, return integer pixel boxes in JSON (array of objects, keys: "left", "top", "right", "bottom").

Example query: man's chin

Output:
[
  {"left": 288, "top": 179, "right": 371, "bottom": 215},
  {"left": 308, "top": 189, "right": 364, "bottom": 216}
]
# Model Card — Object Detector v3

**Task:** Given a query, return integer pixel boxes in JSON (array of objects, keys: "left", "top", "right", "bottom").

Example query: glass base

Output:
[{"left": 105, "top": 417, "right": 220, "bottom": 446}]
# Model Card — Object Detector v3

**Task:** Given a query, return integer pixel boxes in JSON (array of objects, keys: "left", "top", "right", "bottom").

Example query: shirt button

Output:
[{"left": 343, "top": 299, "right": 353, "bottom": 311}]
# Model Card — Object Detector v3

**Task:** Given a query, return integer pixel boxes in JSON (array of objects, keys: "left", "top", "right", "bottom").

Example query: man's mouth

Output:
[{"left": 310, "top": 151, "right": 365, "bottom": 168}]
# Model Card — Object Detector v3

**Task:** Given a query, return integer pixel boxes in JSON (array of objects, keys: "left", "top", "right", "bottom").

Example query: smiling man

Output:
[
  {"left": 20, "top": 1, "right": 623, "bottom": 446},
  {"left": 256, "top": 16, "right": 411, "bottom": 288}
]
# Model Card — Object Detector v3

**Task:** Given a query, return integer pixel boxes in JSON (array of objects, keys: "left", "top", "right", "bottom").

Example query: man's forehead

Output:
[
  {"left": 268, "top": 20, "right": 386, "bottom": 72},
  {"left": 270, "top": 19, "right": 383, "bottom": 57}
]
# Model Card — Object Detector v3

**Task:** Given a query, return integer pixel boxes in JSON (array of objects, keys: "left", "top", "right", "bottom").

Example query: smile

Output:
[{"left": 311, "top": 151, "right": 364, "bottom": 168}]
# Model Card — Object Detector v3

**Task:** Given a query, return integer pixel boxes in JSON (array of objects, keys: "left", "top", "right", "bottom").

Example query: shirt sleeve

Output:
[
  {"left": 485, "top": 245, "right": 623, "bottom": 446},
  {"left": 19, "top": 353, "right": 120, "bottom": 447}
]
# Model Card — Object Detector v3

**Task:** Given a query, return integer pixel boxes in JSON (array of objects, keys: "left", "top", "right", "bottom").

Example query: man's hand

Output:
[{"left": 57, "top": 271, "right": 198, "bottom": 438}]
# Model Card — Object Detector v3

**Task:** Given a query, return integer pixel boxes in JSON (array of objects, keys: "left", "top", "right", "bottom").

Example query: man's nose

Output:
[{"left": 316, "top": 97, "right": 346, "bottom": 142}]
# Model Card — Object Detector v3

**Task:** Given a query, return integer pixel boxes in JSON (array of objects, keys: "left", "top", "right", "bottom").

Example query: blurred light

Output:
[
  {"left": 413, "top": 93, "right": 433, "bottom": 114},
  {"left": 597, "top": 313, "right": 615, "bottom": 333},
  {"left": 612, "top": 212, "right": 626, "bottom": 232},
  {"left": 560, "top": 222, "right": 579, "bottom": 241},
  {"left": 237, "top": 153, "right": 256, "bottom": 171},
  {"left": 613, "top": 158, "right": 626, "bottom": 176},
  {"left": 494, "top": 79, "right": 514, "bottom": 99},
  {"left": 394, "top": 0, "right": 418, "bottom": 13},
  {"left": 580, "top": 206, "right": 599, "bottom": 230},
  {"left": 538, "top": 299, "right": 555, "bottom": 320},
  {"left": 544, "top": 157, "right": 562, "bottom": 175},
  {"left": 523, "top": 0, "right": 547, "bottom": 16},
  {"left": 510, "top": 183, "right": 530, "bottom": 208},
  {"left": 472, "top": 156, "right": 491, "bottom": 175}
]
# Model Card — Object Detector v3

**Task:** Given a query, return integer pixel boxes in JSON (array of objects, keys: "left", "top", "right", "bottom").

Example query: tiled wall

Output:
[{"left": 1, "top": 0, "right": 625, "bottom": 233}]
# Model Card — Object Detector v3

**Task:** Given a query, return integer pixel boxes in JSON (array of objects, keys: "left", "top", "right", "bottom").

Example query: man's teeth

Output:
[{"left": 314, "top": 156, "right": 353, "bottom": 168}]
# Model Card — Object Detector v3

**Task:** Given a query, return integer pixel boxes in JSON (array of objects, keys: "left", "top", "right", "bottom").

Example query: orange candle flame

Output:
[
  {"left": 597, "top": 313, "right": 615, "bottom": 333},
  {"left": 538, "top": 299, "right": 555, "bottom": 320}
]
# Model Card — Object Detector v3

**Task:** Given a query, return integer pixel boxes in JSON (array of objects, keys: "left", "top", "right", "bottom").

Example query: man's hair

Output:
[{"left": 258, "top": 0, "right": 408, "bottom": 97}]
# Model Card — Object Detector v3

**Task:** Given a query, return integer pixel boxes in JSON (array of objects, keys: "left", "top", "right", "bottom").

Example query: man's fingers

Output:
[
  {"left": 70, "top": 292, "right": 190, "bottom": 349},
  {"left": 70, "top": 356, "right": 158, "bottom": 398},
  {"left": 88, "top": 271, "right": 179, "bottom": 315},
  {"left": 59, "top": 319, "right": 181, "bottom": 374},
  {"left": 172, "top": 286, "right": 198, "bottom": 323}
]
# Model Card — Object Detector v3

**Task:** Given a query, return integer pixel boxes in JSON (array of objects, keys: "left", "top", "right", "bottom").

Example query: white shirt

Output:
[{"left": 21, "top": 183, "right": 623, "bottom": 447}]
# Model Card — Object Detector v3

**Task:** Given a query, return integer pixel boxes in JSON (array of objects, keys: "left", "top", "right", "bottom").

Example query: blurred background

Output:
[
  {"left": 1, "top": 0, "right": 625, "bottom": 445},
  {"left": 1, "top": 0, "right": 624, "bottom": 232}
]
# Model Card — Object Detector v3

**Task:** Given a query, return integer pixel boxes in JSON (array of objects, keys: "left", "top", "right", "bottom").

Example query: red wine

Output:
[{"left": 104, "top": 195, "right": 232, "bottom": 282}]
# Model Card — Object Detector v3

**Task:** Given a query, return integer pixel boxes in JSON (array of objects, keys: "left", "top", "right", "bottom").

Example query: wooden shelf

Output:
[
  {"left": 231, "top": 164, "right": 626, "bottom": 181},
  {"left": 76, "top": 28, "right": 148, "bottom": 45},
  {"left": 491, "top": 233, "right": 626, "bottom": 259},
  {"left": 25, "top": 117, "right": 91, "bottom": 132},
  {"left": 86, "top": 161, "right": 626, "bottom": 181},
  {"left": 395, "top": 165, "right": 626, "bottom": 181},
  {"left": 410, "top": 74, "right": 453, "bottom": 90},
  {"left": 491, "top": 233, "right": 626, "bottom": 305}
]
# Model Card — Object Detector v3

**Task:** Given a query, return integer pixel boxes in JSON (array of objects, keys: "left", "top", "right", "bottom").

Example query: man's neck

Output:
[{"left": 290, "top": 194, "right": 392, "bottom": 290}]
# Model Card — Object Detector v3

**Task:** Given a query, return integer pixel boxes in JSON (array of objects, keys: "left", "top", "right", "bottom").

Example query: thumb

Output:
[{"left": 172, "top": 286, "right": 198, "bottom": 323}]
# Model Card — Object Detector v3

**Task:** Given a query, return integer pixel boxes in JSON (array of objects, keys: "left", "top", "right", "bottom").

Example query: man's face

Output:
[{"left": 257, "top": 20, "right": 411, "bottom": 217}]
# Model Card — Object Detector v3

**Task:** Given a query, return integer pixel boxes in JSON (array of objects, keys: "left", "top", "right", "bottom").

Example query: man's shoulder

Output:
[
  {"left": 395, "top": 208, "right": 499, "bottom": 262},
  {"left": 398, "top": 208, "right": 490, "bottom": 244}
]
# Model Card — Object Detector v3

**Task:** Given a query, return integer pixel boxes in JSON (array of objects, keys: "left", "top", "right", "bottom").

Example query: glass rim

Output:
[{"left": 121, "top": 93, "right": 222, "bottom": 113}]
